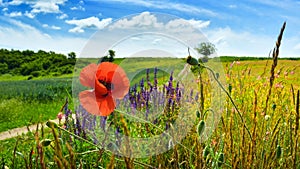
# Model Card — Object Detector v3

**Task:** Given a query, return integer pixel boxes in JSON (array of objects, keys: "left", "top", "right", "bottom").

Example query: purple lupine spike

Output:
[
  {"left": 115, "top": 127, "right": 121, "bottom": 147},
  {"left": 153, "top": 67, "right": 158, "bottom": 89},
  {"left": 165, "top": 122, "right": 170, "bottom": 130},
  {"left": 140, "top": 78, "right": 144, "bottom": 90},
  {"left": 75, "top": 113, "right": 82, "bottom": 136},
  {"left": 195, "top": 92, "right": 199, "bottom": 101},
  {"left": 169, "top": 71, "right": 173, "bottom": 81},
  {"left": 154, "top": 67, "right": 158, "bottom": 78},
  {"left": 88, "top": 116, "right": 96, "bottom": 131},
  {"left": 153, "top": 118, "right": 158, "bottom": 124},
  {"left": 190, "top": 89, "right": 194, "bottom": 99},
  {"left": 176, "top": 90, "right": 182, "bottom": 103},
  {"left": 100, "top": 116, "right": 107, "bottom": 130}
]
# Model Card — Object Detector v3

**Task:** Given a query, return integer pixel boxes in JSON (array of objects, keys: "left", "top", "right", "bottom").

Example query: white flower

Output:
[{"left": 264, "top": 115, "right": 271, "bottom": 121}]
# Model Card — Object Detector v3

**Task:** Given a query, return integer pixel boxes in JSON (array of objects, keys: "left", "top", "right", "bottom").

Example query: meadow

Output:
[{"left": 0, "top": 54, "right": 299, "bottom": 168}]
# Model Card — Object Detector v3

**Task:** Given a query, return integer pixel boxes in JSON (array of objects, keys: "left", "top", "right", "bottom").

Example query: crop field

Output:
[
  {"left": 0, "top": 78, "right": 72, "bottom": 132},
  {"left": 0, "top": 57, "right": 299, "bottom": 168}
]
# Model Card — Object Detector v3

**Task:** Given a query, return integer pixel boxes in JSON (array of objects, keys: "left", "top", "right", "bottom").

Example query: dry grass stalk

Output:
[
  {"left": 264, "top": 22, "right": 286, "bottom": 113},
  {"left": 295, "top": 90, "right": 299, "bottom": 136}
]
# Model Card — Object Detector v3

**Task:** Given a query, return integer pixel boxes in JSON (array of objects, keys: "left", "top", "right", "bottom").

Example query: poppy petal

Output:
[
  {"left": 111, "top": 69, "right": 130, "bottom": 99},
  {"left": 94, "top": 80, "right": 108, "bottom": 96},
  {"left": 96, "top": 62, "right": 118, "bottom": 81},
  {"left": 97, "top": 95, "right": 115, "bottom": 116},
  {"left": 79, "top": 90, "right": 101, "bottom": 116},
  {"left": 80, "top": 63, "right": 97, "bottom": 88}
]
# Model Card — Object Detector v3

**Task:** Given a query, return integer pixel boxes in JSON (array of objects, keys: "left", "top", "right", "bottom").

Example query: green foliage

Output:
[
  {"left": 195, "top": 42, "right": 216, "bottom": 62},
  {"left": 0, "top": 48, "right": 76, "bottom": 77},
  {"left": 100, "top": 49, "right": 115, "bottom": 62}
]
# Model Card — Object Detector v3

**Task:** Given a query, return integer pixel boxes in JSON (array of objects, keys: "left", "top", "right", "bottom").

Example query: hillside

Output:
[{"left": 0, "top": 49, "right": 76, "bottom": 78}]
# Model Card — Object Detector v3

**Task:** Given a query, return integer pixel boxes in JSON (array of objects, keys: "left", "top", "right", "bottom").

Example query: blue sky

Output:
[{"left": 0, "top": 0, "right": 300, "bottom": 57}]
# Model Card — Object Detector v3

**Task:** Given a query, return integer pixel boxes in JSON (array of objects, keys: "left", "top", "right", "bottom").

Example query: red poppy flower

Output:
[{"left": 79, "top": 62, "right": 130, "bottom": 116}]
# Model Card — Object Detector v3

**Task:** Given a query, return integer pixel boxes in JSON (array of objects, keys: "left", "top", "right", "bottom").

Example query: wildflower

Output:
[
  {"left": 275, "top": 83, "right": 283, "bottom": 88},
  {"left": 79, "top": 62, "right": 130, "bottom": 116},
  {"left": 257, "top": 75, "right": 262, "bottom": 80},
  {"left": 236, "top": 61, "right": 241, "bottom": 65},
  {"left": 290, "top": 71, "right": 295, "bottom": 75},
  {"left": 264, "top": 115, "right": 271, "bottom": 121},
  {"left": 57, "top": 112, "right": 64, "bottom": 120}
]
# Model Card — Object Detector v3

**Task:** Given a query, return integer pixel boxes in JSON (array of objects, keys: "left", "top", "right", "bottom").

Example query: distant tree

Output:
[
  {"left": 68, "top": 52, "right": 76, "bottom": 59},
  {"left": 101, "top": 49, "right": 115, "bottom": 63},
  {"left": 194, "top": 42, "right": 216, "bottom": 63},
  {"left": 0, "top": 63, "right": 8, "bottom": 74},
  {"left": 108, "top": 50, "right": 115, "bottom": 62}
]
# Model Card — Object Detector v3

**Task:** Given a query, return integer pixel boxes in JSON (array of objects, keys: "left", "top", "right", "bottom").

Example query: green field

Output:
[{"left": 0, "top": 78, "right": 72, "bottom": 132}]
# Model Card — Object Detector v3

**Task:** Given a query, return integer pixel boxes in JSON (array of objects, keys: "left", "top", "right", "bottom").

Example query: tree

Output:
[
  {"left": 194, "top": 42, "right": 216, "bottom": 63},
  {"left": 108, "top": 50, "right": 115, "bottom": 62},
  {"left": 68, "top": 52, "right": 76, "bottom": 59},
  {"left": 100, "top": 50, "right": 115, "bottom": 63}
]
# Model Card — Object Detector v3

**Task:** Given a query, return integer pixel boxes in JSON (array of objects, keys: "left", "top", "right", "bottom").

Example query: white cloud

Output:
[
  {"left": 31, "top": 1, "right": 61, "bottom": 14},
  {"left": 66, "top": 17, "right": 112, "bottom": 33},
  {"left": 6, "top": 0, "right": 67, "bottom": 18},
  {"left": 57, "top": 13, "right": 68, "bottom": 19},
  {"left": 70, "top": 6, "right": 85, "bottom": 11},
  {"left": 110, "top": 12, "right": 163, "bottom": 30},
  {"left": 2, "top": 8, "right": 8, "bottom": 12},
  {"left": 5, "top": 11, "right": 22, "bottom": 17},
  {"left": 187, "top": 19, "right": 210, "bottom": 29},
  {"left": 0, "top": 18, "right": 86, "bottom": 55},
  {"left": 24, "top": 11, "right": 35, "bottom": 18},
  {"left": 42, "top": 24, "right": 61, "bottom": 30},
  {"left": 8, "top": 0, "right": 23, "bottom": 5}
]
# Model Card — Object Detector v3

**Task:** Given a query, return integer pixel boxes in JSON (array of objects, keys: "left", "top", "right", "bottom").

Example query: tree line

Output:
[{"left": 0, "top": 49, "right": 76, "bottom": 77}]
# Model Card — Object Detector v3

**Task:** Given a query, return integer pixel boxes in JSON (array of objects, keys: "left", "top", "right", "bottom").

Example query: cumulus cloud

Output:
[
  {"left": 66, "top": 17, "right": 112, "bottom": 33},
  {"left": 6, "top": 0, "right": 67, "bottom": 18},
  {"left": 70, "top": 6, "right": 85, "bottom": 11},
  {"left": 5, "top": 11, "right": 22, "bottom": 17},
  {"left": 109, "top": 12, "right": 163, "bottom": 30},
  {"left": 24, "top": 11, "right": 35, "bottom": 18},
  {"left": 57, "top": 13, "right": 68, "bottom": 19},
  {"left": 42, "top": 24, "right": 61, "bottom": 30}
]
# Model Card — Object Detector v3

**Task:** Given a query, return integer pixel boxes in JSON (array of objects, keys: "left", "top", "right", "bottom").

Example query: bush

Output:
[{"left": 30, "top": 71, "right": 41, "bottom": 77}]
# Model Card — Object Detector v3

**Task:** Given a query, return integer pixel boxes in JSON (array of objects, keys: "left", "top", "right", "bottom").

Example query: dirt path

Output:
[{"left": 0, "top": 115, "right": 73, "bottom": 141}]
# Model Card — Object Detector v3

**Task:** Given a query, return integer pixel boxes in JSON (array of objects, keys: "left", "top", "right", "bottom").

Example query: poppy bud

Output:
[
  {"left": 203, "top": 145, "right": 210, "bottom": 159},
  {"left": 228, "top": 84, "right": 232, "bottom": 94},
  {"left": 197, "top": 120, "right": 205, "bottom": 136},
  {"left": 41, "top": 139, "right": 52, "bottom": 147},
  {"left": 217, "top": 153, "right": 225, "bottom": 167},
  {"left": 196, "top": 110, "right": 201, "bottom": 118},
  {"left": 272, "top": 103, "right": 276, "bottom": 111},
  {"left": 187, "top": 56, "right": 199, "bottom": 66},
  {"left": 216, "top": 72, "right": 220, "bottom": 79},
  {"left": 276, "top": 145, "right": 282, "bottom": 159},
  {"left": 46, "top": 120, "right": 58, "bottom": 129}
]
